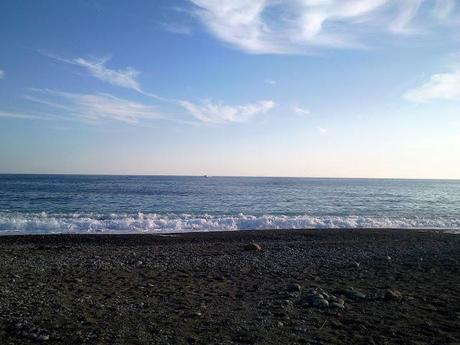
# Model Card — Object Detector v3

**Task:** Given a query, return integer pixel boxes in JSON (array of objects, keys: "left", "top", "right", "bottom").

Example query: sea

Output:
[{"left": 0, "top": 174, "right": 459, "bottom": 234}]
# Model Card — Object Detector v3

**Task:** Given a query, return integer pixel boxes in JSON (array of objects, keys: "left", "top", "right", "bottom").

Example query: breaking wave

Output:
[{"left": 0, "top": 212, "right": 459, "bottom": 234}]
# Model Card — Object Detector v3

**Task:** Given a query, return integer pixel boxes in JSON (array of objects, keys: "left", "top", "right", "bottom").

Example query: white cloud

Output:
[
  {"left": 0, "top": 110, "right": 45, "bottom": 120},
  {"left": 293, "top": 106, "right": 310, "bottom": 116},
  {"left": 0, "top": 70, "right": 4, "bottom": 79},
  {"left": 38, "top": 52, "right": 276, "bottom": 125},
  {"left": 189, "top": 0, "right": 454, "bottom": 54},
  {"left": 178, "top": 99, "right": 275, "bottom": 123},
  {"left": 389, "top": 0, "right": 422, "bottom": 34},
  {"left": 404, "top": 68, "right": 460, "bottom": 102},
  {"left": 41, "top": 52, "right": 166, "bottom": 100},
  {"left": 26, "top": 89, "right": 162, "bottom": 124},
  {"left": 39, "top": 51, "right": 277, "bottom": 125},
  {"left": 41, "top": 52, "right": 142, "bottom": 91},
  {"left": 190, "top": 0, "right": 279, "bottom": 53},
  {"left": 264, "top": 79, "right": 276, "bottom": 85},
  {"left": 73, "top": 57, "right": 142, "bottom": 91}
]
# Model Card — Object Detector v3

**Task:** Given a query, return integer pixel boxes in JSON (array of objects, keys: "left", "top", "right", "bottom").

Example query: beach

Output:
[{"left": 0, "top": 229, "right": 459, "bottom": 344}]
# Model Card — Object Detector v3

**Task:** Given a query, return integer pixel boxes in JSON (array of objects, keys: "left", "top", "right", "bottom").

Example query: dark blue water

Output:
[{"left": 0, "top": 174, "right": 459, "bottom": 233}]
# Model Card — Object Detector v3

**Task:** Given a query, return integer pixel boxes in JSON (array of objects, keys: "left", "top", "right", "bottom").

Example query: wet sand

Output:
[{"left": 0, "top": 229, "right": 459, "bottom": 344}]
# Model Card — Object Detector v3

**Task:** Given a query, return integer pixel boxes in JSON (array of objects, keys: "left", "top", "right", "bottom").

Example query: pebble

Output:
[
  {"left": 30, "top": 333, "right": 50, "bottom": 341},
  {"left": 312, "top": 298, "right": 329, "bottom": 308},
  {"left": 303, "top": 287, "right": 337, "bottom": 309},
  {"left": 339, "top": 288, "right": 366, "bottom": 300},
  {"left": 244, "top": 242, "right": 262, "bottom": 251},
  {"left": 186, "top": 336, "right": 197, "bottom": 344},
  {"left": 286, "top": 283, "right": 302, "bottom": 293},
  {"left": 294, "top": 327, "right": 307, "bottom": 333},
  {"left": 330, "top": 302, "right": 345, "bottom": 309},
  {"left": 328, "top": 295, "right": 344, "bottom": 304},
  {"left": 37, "top": 334, "right": 50, "bottom": 341},
  {"left": 385, "top": 288, "right": 403, "bottom": 301}
]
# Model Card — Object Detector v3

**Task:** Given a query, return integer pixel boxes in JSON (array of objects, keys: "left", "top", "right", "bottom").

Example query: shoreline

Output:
[
  {"left": 0, "top": 226, "right": 458, "bottom": 238},
  {"left": 1, "top": 228, "right": 459, "bottom": 344}
]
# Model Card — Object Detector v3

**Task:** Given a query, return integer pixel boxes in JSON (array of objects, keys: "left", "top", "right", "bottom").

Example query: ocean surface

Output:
[{"left": 0, "top": 174, "right": 459, "bottom": 234}]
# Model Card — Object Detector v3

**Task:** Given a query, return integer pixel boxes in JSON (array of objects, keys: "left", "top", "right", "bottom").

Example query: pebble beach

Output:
[{"left": 0, "top": 229, "right": 459, "bottom": 344}]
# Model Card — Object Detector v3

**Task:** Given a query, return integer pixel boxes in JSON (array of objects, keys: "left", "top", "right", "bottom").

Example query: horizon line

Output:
[{"left": 0, "top": 172, "right": 459, "bottom": 181}]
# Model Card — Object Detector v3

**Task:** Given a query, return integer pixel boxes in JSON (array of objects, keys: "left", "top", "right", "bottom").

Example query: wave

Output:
[{"left": 0, "top": 212, "right": 459, "bottom": 234}]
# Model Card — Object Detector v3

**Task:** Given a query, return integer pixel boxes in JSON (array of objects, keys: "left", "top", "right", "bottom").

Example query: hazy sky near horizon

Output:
[{"left": 1, "top": 0, "right": 460, "bottom": 178}]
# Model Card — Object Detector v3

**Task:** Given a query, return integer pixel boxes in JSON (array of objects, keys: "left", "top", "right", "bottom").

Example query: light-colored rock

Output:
[
  {"left": 37, "top": 335, "right": 50, "bottom": 341},
  {"left": 385, "top": 288, "right": 403, "bottom": 301},
  {"left": 244, "top": 242, "right": 262, "bottom": 251}
]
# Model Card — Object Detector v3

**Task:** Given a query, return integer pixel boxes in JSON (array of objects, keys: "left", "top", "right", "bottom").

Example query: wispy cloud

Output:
[
  {"left": 0, "top": 70, "right": 4, "bottom": 79},
  {"left": 0, "top": 110, "right": 45, "bottom": 120},
  {"left": 404, "top": 68, "right": 460, "bottom": 102},
  {"left": 389, "top": 0, "right": 422, "bottom": 34},
  {"left": 39, "top": 52, "right": 276, "bottom": 125},
  {"left": 178, "top": 99, "right": 275, "bottom": 124},
  {"left": 188, "top": 0, "right": 456, "bottom": 54},
  {"left": 434, "top": 0, "right": 457, "bottom": 20},
  {"left": 264, "top": 79, "right": 276, "bottom": 85},
  {"left": 41, "top": 51, "right": 166, "bottom": 100},
  {"left": 162, "top": 22, "right": 192, "bottom": 35},
  {"left": 73, "top": 57, "right": 142, "bottom": 91},
  {"left": 41, "top": 51, "right": 142, "bottom": 91},
  {"left": 293, "top": 106, "right": 311, "bottom": 116},
  {"left": 26, "top": 89, "right": 162, "bottom": 124}
]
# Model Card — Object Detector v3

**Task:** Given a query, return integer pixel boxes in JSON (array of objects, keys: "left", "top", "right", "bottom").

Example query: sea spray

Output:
[{"left": 1, "top": 212, "right": 459, "bottom": 233}]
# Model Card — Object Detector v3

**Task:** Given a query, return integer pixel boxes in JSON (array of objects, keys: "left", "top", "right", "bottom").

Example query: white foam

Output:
[{"left": 0, "top": 212, "right": 459, "bottom": 234}]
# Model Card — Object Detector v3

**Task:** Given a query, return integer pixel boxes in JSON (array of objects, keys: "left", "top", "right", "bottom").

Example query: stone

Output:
[
  {"left": 385, "top": 288, "right": 403, "bottom": 301},
  {"left": 330, "top": 302, "right": 345, "bottom": 309},
  {"left": 186, "top": 336, "right": 197, "bottom": 344},
  {"left": 244, "top": 242, "right": 262, "bottom": 251},
  {"left": 37, "top": 334, "right": 50, "bottom": 341},
  {"left": 286, "top": 283, "right": 302, "bottom": 292},
  {"left": 339, "top": 288, "right": 366, "bottom": 300},
  {"left": 29, "top": 333, "right": 50, "bottom": 342},
  {"left": 312, "top": 298, "right": 329, "bottom": 308},
  {"left": 328, "top": 295, "right": 344, "bottom": 304},
  {"left": 303, "top": 287, "right": 340, "bottom": 308}
]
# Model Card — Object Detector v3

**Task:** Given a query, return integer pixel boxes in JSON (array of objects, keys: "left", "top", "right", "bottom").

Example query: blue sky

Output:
[{"left": 0, "top": 0, "right": 460, "bottom": 178}]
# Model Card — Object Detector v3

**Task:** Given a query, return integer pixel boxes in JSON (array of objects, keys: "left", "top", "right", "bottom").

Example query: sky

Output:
[{"left": 0, "top": 0, "right": 459, "bottom": 178}]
